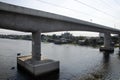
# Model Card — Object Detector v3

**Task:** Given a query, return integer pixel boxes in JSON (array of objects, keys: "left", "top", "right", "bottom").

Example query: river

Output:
[{"left": 0, "top": 38, "right": 120, "bottom": 80}]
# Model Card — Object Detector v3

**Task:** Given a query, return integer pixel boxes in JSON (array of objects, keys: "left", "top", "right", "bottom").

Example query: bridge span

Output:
[
  {"left": 0, "top": 2, "right": 120, "bottom": 34},
  {"left": 0, "top": 2, "right": 120, "bottom": 76}
]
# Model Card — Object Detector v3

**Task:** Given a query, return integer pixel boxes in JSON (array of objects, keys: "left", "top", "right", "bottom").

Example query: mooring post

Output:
[{"left": 32, "top": 31, "right": 41, "bottom": 62}]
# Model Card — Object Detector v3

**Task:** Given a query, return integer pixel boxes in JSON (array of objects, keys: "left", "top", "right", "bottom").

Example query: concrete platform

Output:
[
  {"left": 17, "top": 55, "right": 59, "bottom": 76},
  {"left": 99, "top": 47, "right": 114, "bottom": 53}
]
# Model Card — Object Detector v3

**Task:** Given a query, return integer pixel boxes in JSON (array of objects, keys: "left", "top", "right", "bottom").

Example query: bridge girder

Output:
[{"left": 0, "top": 2, "right": 120, "bottom": 34}]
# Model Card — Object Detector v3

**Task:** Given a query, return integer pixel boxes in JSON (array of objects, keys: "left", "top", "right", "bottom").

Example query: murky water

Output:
[{"left": 0, "top": 38, "right": 120, "bottom": 80}]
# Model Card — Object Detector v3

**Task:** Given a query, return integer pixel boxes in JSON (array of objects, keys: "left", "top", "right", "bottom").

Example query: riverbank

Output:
[{"left": 0, "top": 33, "right": 119, "bottom": 48}]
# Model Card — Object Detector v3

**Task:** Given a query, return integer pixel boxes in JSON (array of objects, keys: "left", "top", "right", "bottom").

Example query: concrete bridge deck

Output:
[{"left": 0, "top": 2, "right": 120, "bottom": 34}]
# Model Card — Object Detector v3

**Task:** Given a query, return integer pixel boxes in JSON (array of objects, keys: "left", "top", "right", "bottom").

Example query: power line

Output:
[
  {"left": 37, "top": 0, "right": 93, "bottom": 17},
  {"left": 113, "top": 0, "right": 120, "bottom": 8},
  {"left": 100, "top": 0, "right": 114, "bottom": 9},
  {"left": 37, "top": 0, "right": 117, "bottom": 21},
  {"left": 36, "top": 0, "right": 120, "bottom": 27},
  {"left": 37, "top": 0, "right": 108, "bottom": 21},
  {"left": 99, "top": 0, "right": 120, "bottom": 17},
  {"left": 74, "top": 0, "right": 120, "bottom": 20},
  {"left": 101, "top": 0, "right": 120, "bottom": 12}
]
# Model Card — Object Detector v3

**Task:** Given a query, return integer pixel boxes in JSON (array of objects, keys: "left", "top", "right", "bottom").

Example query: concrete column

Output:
[
  {"left": 32, "top": 31, "right": 41, "bottom": 62},
  {"left": 104, "top": 32, "right": 111, "bottom": 49},
  {"left": 100, "top": 32, "right": 114, "bottom": 52},
  {"left": 118, "top": 34, "right": 120, "bottom": 51}
]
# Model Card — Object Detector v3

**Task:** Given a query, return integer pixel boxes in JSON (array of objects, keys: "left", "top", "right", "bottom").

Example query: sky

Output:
[{"left": 0, "top": 0, "right": 120, "bottom": 36}]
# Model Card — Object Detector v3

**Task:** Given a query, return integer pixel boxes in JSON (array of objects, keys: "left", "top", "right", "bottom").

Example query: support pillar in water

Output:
[
  {"left": 100, "top": 32, "right": 114, "bottom": 52},
  {"left": 32, "top": 31, "right": 41, "bottom": 63},
  {"left": 17, "top": 31, "right": 59, "bottom": 76}
]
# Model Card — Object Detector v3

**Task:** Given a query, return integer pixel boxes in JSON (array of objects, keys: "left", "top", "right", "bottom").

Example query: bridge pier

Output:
[
  {"left": 118, "top": 34, "right": 120, "bottom": 50},
  {"left": 117, "top": 34, "right": 120, "bottom": 56},
  {"left": 100, "top": 32, "right": 114, "bottom": 52},
  {"left": 32, "top": 31, "right": 41, "bottom": 62},
  {"left": 17, "top": 31, "right": 59, "bottom": 76}
]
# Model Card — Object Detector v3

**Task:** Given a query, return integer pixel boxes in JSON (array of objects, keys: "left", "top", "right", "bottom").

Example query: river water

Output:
[{"left": 0, "top": 38, "right": 120, "bottom": 80}]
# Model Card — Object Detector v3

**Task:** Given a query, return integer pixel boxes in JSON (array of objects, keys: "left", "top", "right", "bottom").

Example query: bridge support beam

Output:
[
  {"left": 32, "top": 31, "right": 41, "bottom": 62},
  {"left": 17, "top": 31, "right": 59, "bottom": 76},
  {"left": 100, "top": 32, "right": 114, "bottom": 52}
]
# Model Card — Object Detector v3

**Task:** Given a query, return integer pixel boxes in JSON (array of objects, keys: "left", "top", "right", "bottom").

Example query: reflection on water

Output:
[
  {"left": 0, "top": 39, "right": 120, "bottom": 80},
  {"left": 103, "top": 52, "right": 110, "bottom": 63},
  {"left": 79, "top": 52, "right": 111, "bottom": 80},
  {"left": 81, "top": 51, "right": 120, "bottom": 80}
]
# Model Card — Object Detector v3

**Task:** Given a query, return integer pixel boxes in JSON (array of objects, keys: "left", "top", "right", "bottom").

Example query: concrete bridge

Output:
[{"left": 0, "top": 2, "right": 120, "bottom": 76}]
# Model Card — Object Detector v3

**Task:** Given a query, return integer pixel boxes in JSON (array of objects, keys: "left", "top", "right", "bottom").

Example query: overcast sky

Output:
[{"left": 0, "top": 0, "right": 120, "bottom": 36}]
